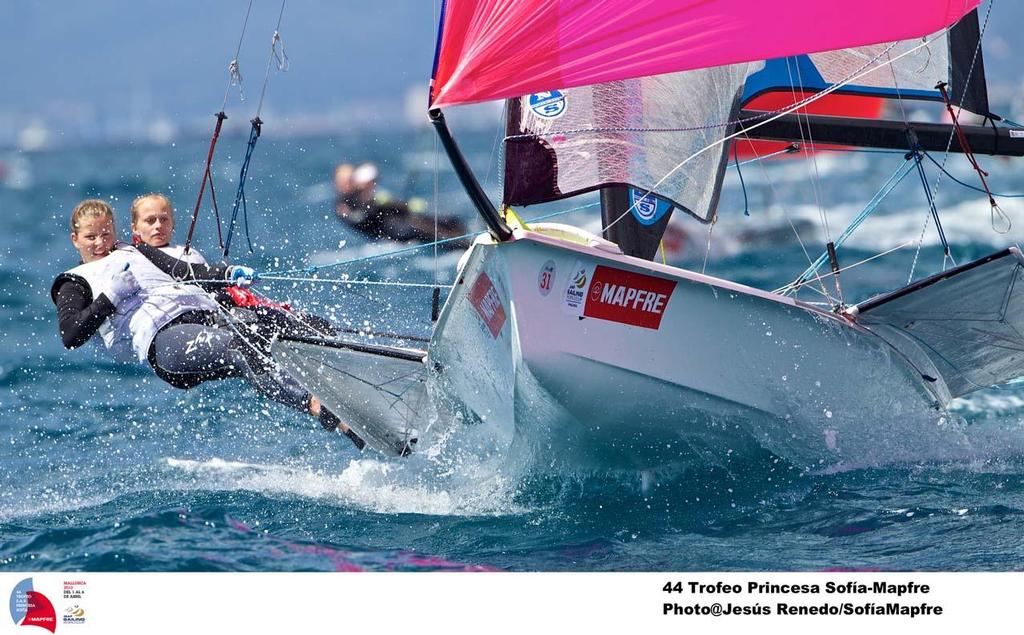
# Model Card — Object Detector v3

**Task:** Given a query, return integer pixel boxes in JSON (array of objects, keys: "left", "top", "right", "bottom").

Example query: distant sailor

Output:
[
  {"left": 51, "top": 197, "right": 369, "bottom": 451},
  {"left": 333, "top": 161, "right": 470, "bottom": 247}
]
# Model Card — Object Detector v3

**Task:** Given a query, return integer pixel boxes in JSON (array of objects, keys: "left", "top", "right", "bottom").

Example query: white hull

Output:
[{"left": 428, "top": 228, "right": 951, "bottom": 470}]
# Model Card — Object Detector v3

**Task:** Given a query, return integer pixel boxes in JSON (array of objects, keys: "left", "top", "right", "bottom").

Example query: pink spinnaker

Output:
[{"left": 430, "top": 0, "right": 981, "bottom": 108}]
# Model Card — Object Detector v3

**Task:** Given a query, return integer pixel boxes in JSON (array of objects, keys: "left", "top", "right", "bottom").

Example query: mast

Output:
[{"left": 429, "top": 109, "right": 513, "bottom": 241}]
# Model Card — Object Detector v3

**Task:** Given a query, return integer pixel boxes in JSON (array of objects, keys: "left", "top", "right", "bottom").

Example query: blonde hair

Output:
[
  {"left": 70, "top": 199, "right": 115, "bottom": 234},
  {"left": 130, "top": 193, "right": 174, "bottom": 226}
]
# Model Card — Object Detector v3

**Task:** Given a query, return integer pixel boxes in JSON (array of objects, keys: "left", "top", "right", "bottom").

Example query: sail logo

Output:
[
  {"left": 9, "top": 578, "right": 56, "bottom": 633},
  {"left": 583, "top": 265, "right": 676, "bottom": 329},
  {"left": 629, "top": 188, "right": 671, "bottom": 225},
  {"left": 528, "top": 90, "right": 567, "bottom": 119},
  {"left": 468, "top": 272, "right": 507, "bottom": 338}
]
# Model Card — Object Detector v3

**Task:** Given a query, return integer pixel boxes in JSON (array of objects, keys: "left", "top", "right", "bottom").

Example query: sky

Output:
[
  {"left": 4, "top": 0, "right": 1023, "bottom": 150},
  {"left": 3, "top": 1, "right": 443, "bottom": 148}
]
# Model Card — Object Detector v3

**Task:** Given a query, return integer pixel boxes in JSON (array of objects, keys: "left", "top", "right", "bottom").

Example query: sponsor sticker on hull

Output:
[
  {"left": 538, "top": 260, "right": 556, "bottom": 296},
  {"left": 468, "top": 272, "right": 507, "bottom": 338},
  {"left": 583, "top": 265, "right": 676, "bottom": 329},
  {"left": 563, "top": 261, "right": 593, "bottom": 315}
]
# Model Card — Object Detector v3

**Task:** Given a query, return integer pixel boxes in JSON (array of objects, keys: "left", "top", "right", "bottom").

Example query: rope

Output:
[
  {"left": 921, "top": 151, "right": 1024, "bottom": 198},
  {"left": 255, "top": 1, "right": 289, "bottom": 120},
  {"left": 258, "top": 276, "right": 452, "bottom": 289},
  {"left": 733, "top": 145, "right": 749, "bottom": 216},
  {"left": 937, "top": 79, "right": 1011, "bottom": 234},
  {"left": 221, "top": 0, "right": 289, "bottom": 260},
  {"left": 601, "top": 34, "right": 931, "bottom": 235},
  {"left": 773, "top": 240, "right": 918, "bottom": 294},
  {"left": 220, "top": 0, "right": 254, "bottom": 110},
  {"left": 183, "top": 112, "right": 227, "bottom": 255},
  {"left": 182, "top": 0, "right": 259, "bottom": 255},
  {"left": 782, "top": 157, "right": 917, "bottom": 295},
  {"left": 740, "top": 131, "right": 834, "bottom": 303},
  {"left": 222, "top": 118, "right": 262, "bottom": 259},
  {"left": 909, "top": 0, "right": 994, "bottom": 283},
  {"left": 260, "top": 201, "right": 600, "bottom": 277},
  {"left": 910, "top": 149, "right": 953, "bottom": 264}
]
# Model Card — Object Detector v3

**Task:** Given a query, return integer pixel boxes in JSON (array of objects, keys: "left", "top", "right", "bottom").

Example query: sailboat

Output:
[{"left": 273, "top": 0, "right": 1024, "bottom": 468}]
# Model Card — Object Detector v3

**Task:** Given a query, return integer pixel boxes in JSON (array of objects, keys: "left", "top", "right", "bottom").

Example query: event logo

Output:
[
  {"left": 9, "top": 578, "right": 57, "bottom": 633},
  {"left": 582, "top": 265, "right": 676, "bottom": 329},
  {"left": 62, "top": 605, "right": 85, "bottom": 625},
  {"left": 528, "top": 90, "right": 567, "bottom": 119},
  {"left": 468, "top": 272, "right": 507, "bottom": 338},
  {"left": 562, "top": 261, "right": 592, "bottom": 314}
]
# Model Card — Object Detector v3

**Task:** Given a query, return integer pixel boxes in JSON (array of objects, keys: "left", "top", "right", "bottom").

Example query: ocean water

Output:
[{"left": 3, "top": 129, "right": 1024, "bottom": 572}]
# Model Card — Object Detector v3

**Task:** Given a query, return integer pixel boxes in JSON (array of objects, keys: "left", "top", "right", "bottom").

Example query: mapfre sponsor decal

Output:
[
  {"left": 583, "top": 265, "right": 676, "bottom": 329},
  {"left": 468, "top": 272, "right": 507, "bottom": 338}
]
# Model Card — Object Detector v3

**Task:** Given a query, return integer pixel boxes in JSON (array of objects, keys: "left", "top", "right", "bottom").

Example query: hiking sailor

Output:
[{"left": 51, "top": 198, "right": 368, "bottom": 450}]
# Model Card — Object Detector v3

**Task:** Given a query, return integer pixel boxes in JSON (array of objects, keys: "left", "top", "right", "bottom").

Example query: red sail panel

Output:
[{"left": 734, "top": 92, "right": 886, "bottom": 159}]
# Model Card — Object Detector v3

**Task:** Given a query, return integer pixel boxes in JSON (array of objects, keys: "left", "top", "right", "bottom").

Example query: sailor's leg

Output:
[
  {"left": 149, "top": 323, "right": 366, "bottom": 450},
  {"left": 149, "top": 323, "right": 246, "bottom": 388}
]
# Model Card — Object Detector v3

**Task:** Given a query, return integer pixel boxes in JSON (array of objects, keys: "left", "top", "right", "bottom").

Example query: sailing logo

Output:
[
  {"left": 538, "top": 260, "right": 556, "bottom": 296},
  {"left": 629, "top": 188, "right": 671, "bottom": 226},
  {"left": 9, "top": 578, "right": 57, "bottom": 633},
  {"left": 583, "top": 265, "right": 676, "bottom": 329},
  {"left": 528, "top": 91, "right": 567, "bottom": 119},
  {"left": 562, "top": 261, "right": 593, "bottom": 315},
  {"left": 468, "top": 272, "right": 507, "bottom": 338},
  {"left": 62, "top": 605, "right": 85, "bottom": 625}
]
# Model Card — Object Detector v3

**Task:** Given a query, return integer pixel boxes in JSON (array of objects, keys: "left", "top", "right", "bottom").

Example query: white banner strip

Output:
[{"left": 2, "top": 572, "right": 1022, "bottom": 634}]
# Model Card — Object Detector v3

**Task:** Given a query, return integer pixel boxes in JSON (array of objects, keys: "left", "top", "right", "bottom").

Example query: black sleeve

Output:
[
  {"left": 135, "top": 244, "right": 230, "bottom": 285},
  {"left": 52, "top": 278, "right": 116, "bottom": 349}
]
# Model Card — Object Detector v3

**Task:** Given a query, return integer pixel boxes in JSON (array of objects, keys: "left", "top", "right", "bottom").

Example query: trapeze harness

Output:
[{"left": 51, "top": 244, "right": 312, "bottom": 412}]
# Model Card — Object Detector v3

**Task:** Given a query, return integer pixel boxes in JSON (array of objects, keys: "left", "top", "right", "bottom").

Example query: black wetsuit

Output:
[
  {"left": 52, "top": 245, "right": 313, "bottom": 412},
  {"left": 334, "top": 194, "right": 469, "bottom": 247}
]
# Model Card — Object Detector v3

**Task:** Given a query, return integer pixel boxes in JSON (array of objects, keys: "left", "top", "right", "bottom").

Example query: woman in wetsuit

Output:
[{"left": 51, "top": 198, "right": 367, "bottom": 450}]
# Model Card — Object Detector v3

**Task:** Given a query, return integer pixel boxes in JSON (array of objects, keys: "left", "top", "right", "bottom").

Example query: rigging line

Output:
[
  {"left": 937, "top": 80, "right": 1011, "bottom": 235},
  {"left": 221, "top": 0, "right": 255, "bottom": 110},
  {"left": 232, "top": 285, "right": 429, "bottom": 347},
  {"left": 910, "top": 0, "right": 995, "bottom": 282},
  {"left": 729, "top": 144, "right": 799, "bottom": 168},
  {"left": 503, "top": 110, "right": 776, "bottom": 139},
  {"left": 221, "top": 0, "right": 290, "bottom": 260},
  {"left": 740, "top": 130, "right": 834, "bottom": 302},
  {"left": 911, "top": 150, "right": 955, "bottom": 267},
  {"left": 783, "top": 157, "right": 917, "bottom": 295},
  {"left": 183, "top": 112, "right": 228, "bottom": 256},
  {"left": 257, "top": 276, "right": 453, "bottom": 289},
  {"left": 255, "top": 0, "right": 289, "bottom": 120},
  {"left": 733, "top": 144, "right": 749, "bottom": 216},
  {"left": 601, "top": 33, "right": 928, "bottom": 235},
  {"left": 182, "top": 0, "right": 258, "bottom": 259},
  {"left": 921, "top": 151, "right": 1024, "bottom": 197},
  {"left": 260, "top": 201, "right": 601, "bottom": 277},
  {"left": 789, "top": 56, "right": 831, "bottom": 245},
  {"left": 773, "top": 239, "right": 919, "bottom": 294},
  {"left": 222, "top": 118, "right": 262, "bottom": 259}
]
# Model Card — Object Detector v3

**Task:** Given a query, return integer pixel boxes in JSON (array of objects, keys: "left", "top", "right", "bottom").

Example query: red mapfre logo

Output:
[
  {"left": 468, "top": 272, "right": 507, "bottom": 338},
  {"left": 584, "top": 265, "right": 676, "bottom": 329}
]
